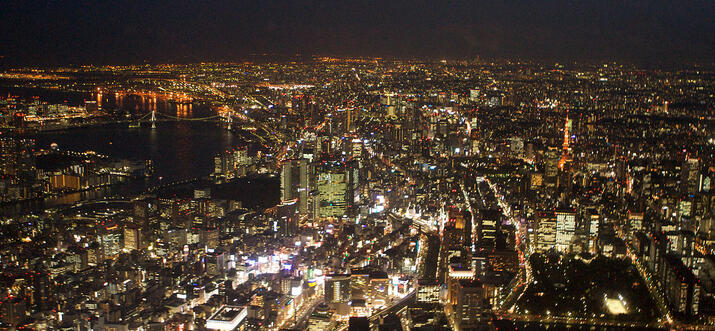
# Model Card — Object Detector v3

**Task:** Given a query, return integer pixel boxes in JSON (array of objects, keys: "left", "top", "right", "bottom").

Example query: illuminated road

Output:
[
  {"left": 481, "top": 178, "right": 532, "bottom": 313},
  {"left": 288, "top": 297, "right": 325, "bottom": 329},
  {"left": 369, "top": 290, "right": 416, "bottom": 323}
]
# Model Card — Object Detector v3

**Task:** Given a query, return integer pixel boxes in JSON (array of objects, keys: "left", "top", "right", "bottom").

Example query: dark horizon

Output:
[{"left": 1, "top": 0, "right": 714, "bottom": 68}]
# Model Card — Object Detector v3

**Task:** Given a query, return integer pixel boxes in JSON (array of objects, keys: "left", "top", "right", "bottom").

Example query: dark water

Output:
[
  {"left": 0, "top": 87, "right": 257, "bottom": 215},
  {"left": 1, "top": 121, "right": 246, "bottom": 215},
  {"left": 36, "top": 121, "right": 241, "bottom": 182}
]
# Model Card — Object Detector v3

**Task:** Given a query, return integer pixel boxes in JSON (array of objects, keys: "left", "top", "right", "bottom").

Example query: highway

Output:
[
  {"left": 286, "top": 297, "right": 325, "bottom": 330},
  {"left": 369, "top": 290, "right": 416, "bottom": 323}
]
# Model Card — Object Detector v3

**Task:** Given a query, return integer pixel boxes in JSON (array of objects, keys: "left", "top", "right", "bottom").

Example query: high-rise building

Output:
[
  {"left": 205, "top": 251, "right": 225, "bottom": 276},
  {"left": 100, "top": 223, "right": 122, "bottom": 257},
  {"left": 544, "top": 146, "right": 560, "bottom": 181},
  {"left": 316, "top": 160, "right": 349, "bottom": 219},
  {"left": 451, "top": 279, "right": 486, "bottom": 329},
  {"left": 0, "top": 297, "right": 27, "bottom": 327},
  {"left": 281, "top": 158, "right": 311, "bottom": 215},
  {"left": 0, "top": 137, "right": 36, "bottom": 181},
  {"left": 350, "top": 138, "right": 363, "bottom": 161},
  {"left": 416, "top": 279, "right": 441, "bottom": 304},
  {"left": 478, "top": 209, "right": 500, "bottom": 250},
  {"left": 681, "top": 158, "right": 700, "bottom": 194},
  {"left": 123, "top": 225, "right": 142, "bottom": 251},
  {"left": 469, "top": 89, "right": 480, "bottom": 102},
  {"left": 214, "top": 148, "right": 251, "bottom": 178},
  {"left": 586, "top": 208, "right": 600, "bottom": 252},
  {"left": 555, "top": 211, "right": 576, "bottom": 252},
  {"left": 280, "top": 161, "right": 294, "bottom": 202},
  {"left": 628, "top": 211, "right": 644, "bottom": 235},
  {"left": 277, "top": 200, "right": 298, "bottom": 237},
  {"left": 663, "top": 254, "right": 700, "bottom": 317},
  {"left": 535, "top": 212, "right": 557, "bottom": 252},
  {"left": 325, "top": 274, "right": 351, "bottom": 304}
]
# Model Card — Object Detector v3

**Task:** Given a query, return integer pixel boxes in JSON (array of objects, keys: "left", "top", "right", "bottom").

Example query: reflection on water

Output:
[
  {"left": 2, "top": 184, "right": 135, "bottom": 216},
  {"left": 36, "top": 121, "right": 243, "bottom": 185},
  {"left": 0, "top": 87, "right": 245, "bottom": 216},
  {"left": 3, "top": 121, "right": 244, "bottom": 216},
  {"left": 0, "top": 86, "right": 208, "bottom": 118},
  {"left": 106, "top": 91, "right": 201, "bottom": 118}
]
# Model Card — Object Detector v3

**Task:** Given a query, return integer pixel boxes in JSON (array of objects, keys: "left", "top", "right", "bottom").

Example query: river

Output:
[{"left": 0, "top": 86, "right": 271, "bottom": 216}]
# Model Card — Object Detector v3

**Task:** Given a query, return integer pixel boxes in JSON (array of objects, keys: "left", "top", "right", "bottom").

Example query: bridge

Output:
[
  {"left": 126, "top": 108, "right": 285, "bottom": 147},
  {"left": 130, "top": 109, "right": 223, "bottom": 127}
]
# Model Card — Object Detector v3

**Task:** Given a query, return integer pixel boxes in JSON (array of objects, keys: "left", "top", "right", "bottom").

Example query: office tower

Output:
[
  {"left": 0, "top": 298, "right": 27, "bottom": 327},
  {"left": 681, "top": 158, "right": 700, "bottom": 194},
  {"left": 214, "top": 155, "right": 228, "bottom": 177},
  {"left": 678, "top": 199, "right": 694, "bottom": 230},
  {"left": 100, "top": 223, "right": 122, "bottom": 257},
  {"left": 280, "top": 158, "right": 311, "bottom": 215},
  {"left": 555, "top": 211, "right": 576, "bottom": 252},
  {"left": 325, "top": 274, "right": 351, "bottom": 304},
  {"left": 205, "top": 251, "right": 225, "bottom": 276},
  {"left": 469, "top": 89, "right": 480, "bottom": 102},
  {"left": 586, "top": 208, "right": 600, "bottom": 252},
  {"left": 299, "top": 161, "right": 310, "bottom": 215},
  {"left": 281, "top": 160, "right": 294, "bottom": 202},
  {"left": 277, "top": 200, "right": 298, "bottom": 237},
  {"left": 628, "top": 211, "right": 644, "bottom": 234},
  {"left": 214, "top": 147, "right": 251, "bottom": 178},
  {"left": 123, "top": 225, "right": 142, "bottom": 251},
  {"left": 663, "top": 254, "right": 700, "bottom": 317},
  {"left": 201, "top": 228, "right": 219, "bottom": 249},
  {"left": 510, "top": 136, "right": 524, "bottom": 156},
  {"left": 535, "top": 212, "right": 557, "bottom": 252},
  {"left": 416, "top": 279, "right": 441, "bottom": 304},
  {"left": 0, "top": 137, "right": 36, "bottom": 181},
  {"left": 345, "top": 159, "right": 360, "bottom": 216},
  {"left": 316, "top": 160, "right": 349, "bottom": 219},
  {"left": 451, "top": 279, "right": 486, "bottom": 329},
  {"left": 544, "top": 146, "right": 560, "bottom": 180},
  {"left": 346, "top": 108, "right": 353, "bottom": 133},
  {"left": 478, "top": 209, "right": 500, "bottom": 250},
  {"left": 350, "top": 138, "right": 363, "bottom": 161}
]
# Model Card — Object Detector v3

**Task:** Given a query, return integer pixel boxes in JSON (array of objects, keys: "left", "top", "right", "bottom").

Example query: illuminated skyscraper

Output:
[
  {"left": 555, "top": 211, "right": 576, "bottom": 252},
  {"left": 281, "top": 158, "right": 311, "bottom": 215},
  {"left": 123, "top": 225, "right": 142, "bottom": 251},
  {"left": 682, "top": 158, "right": 700, "bottom": 194},
  {"left": 315, "top": 160, "right": 349, "bottom": 219},
  {"left": 452, "top": 279, "right": 486, "bottom": 329},
  {"left": 535, "top": 212, "right": 557, "bottom": 252},
  {"left": 478, "top": 209, "right": 500, "bottom": 250},
  {"left": 586, "top": 208, "right": 600, "bottom": 252},
  {"left": 325, "top": 274, "right": 351, "bottom": 304}
]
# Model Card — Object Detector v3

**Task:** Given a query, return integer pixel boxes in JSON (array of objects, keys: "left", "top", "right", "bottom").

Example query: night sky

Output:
[{"left": 1, "top": 0, "right": 713, "bottom": 66}]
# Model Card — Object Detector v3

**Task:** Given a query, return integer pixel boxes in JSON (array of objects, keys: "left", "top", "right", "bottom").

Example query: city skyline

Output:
[{"left": 0, "top": 2, "right": 713, "bottom": 331}]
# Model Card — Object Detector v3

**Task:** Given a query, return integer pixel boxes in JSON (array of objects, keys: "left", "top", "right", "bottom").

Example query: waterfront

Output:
[
  {"left": 36, "top": 121, "right": 241, "bottom": 182},
  {"left": 0, "top": 85, "right": 271, "bottom": 215},
  {"left": 2, "top": 120, "right": 260, "bottom": 215},
  {"left": 0, "top": 86, "right": 214, "bottom": 118}
]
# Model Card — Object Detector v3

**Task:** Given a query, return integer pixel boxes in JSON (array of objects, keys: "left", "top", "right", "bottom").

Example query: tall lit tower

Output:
[
  {"left": 558, "top": 114, "right": 571, "bottom": 170},
  {"left": 346, "top": 108, "right": 353, "bottom": 133},
  {"left": 151, "top": 109, "right": 157, "bottom": 129},
  {"left": 562, "top": 114, "right": 570, "bottom": 152}
]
